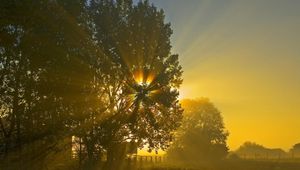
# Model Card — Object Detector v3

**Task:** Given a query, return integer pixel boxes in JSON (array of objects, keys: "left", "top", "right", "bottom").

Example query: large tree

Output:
[
  {"left": 1, "top": 0, "right": 183, "bottom": 169},
  {"left": 86, "top": 0, "right": 183, "bottom": 168},
  {"left": 0, "top": 0, "right": 102, "bottom": 161}
]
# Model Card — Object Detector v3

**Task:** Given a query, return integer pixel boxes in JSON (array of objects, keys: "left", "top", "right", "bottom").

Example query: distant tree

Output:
[
  {"left": 167, "top": 98, "right": 229, "bottom": 168},
  {"left": 235, "top": 142, "right": 287, "bottom": 159},
  {"left": 235, "top": 142, "right": 267, "bottom": 159},
  {"left": 290, "top": 143, "right": 300, "bottom": 158}
]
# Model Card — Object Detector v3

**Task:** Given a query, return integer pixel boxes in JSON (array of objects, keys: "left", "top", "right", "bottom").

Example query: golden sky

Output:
[{"left": 149, "top": 0, "right": 300, "bottom": 151}]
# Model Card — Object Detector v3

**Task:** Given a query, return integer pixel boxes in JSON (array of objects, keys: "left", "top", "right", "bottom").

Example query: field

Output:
[
  {"left": 135, "top": 159, "right": 300, "bottom": 170},
  {"left": 2, "top": 157, "right": 300, "bottom": 170}
]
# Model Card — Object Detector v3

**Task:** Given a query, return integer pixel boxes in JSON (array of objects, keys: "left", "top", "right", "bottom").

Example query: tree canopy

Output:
[
  {"left": 290, "top": 143, "right": 300, "bottom": 158},
  {"left": 167, "top": 98, "right": 229, "bottom": 168},
  {"left": 0, "top": 0, "right": 183, "bottom": 169},
  {"left": 235, "top": 142, "right": 287, "bottom": 159}
]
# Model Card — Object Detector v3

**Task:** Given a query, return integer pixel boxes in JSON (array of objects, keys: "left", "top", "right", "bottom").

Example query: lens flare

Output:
[
  {"left": 133, "top": 70, "right": 155, "bottom": 86},
  {"left": 133, "top": 70, "right": 144, "bottom": 85}
]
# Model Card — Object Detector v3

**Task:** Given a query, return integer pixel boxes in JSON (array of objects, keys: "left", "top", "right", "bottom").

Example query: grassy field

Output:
[
  {"left": 135, "top": 159, "right": 300, "bottom": 170},
  {"left": 2, "top": 158, "right": 300, "bottom": 170}
]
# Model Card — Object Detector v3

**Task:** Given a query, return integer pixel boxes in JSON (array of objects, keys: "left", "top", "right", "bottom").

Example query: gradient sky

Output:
[{"left": 148, "top": 0, "right": 300, "bottom": 151}]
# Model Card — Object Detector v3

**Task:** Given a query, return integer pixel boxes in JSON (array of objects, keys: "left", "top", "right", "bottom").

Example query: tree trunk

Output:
[
  {"left": 3, "top": 135, "right": 11, "bottom": 156},
  {"left": 85, "top": 137, "right": 97, "bottom": 168},
  {"left": 106, "top": 143, "right": 127, "bottom": 170}
]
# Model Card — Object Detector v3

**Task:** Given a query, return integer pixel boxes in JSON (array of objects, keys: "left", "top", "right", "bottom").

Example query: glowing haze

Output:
[{"left": 148, "top": 0, "right": 300, "bottom": 151}]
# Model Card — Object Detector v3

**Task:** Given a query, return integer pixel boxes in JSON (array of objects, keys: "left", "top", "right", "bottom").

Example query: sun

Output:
[{"left": 133, "top": 69, "right": 155, "bottom": 86}]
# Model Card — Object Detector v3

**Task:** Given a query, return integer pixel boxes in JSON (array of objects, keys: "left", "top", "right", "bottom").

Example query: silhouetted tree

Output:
[
  {"left": 1, "top": 0, "right": 183, "bottom": 169},
  {"left": 0, "top": 0, "right": 103, "bottom": 164},
  {"left": 290, "top": 143, "right": 300, "bottom": 158},
  {"left": 235, "top": 142, "right": 287, "bottom": 159},
  {"left": 167, "top": 98, "right": 228, "bottom": 168},
  {"left": 86, "top": 0, "right": 183, "bottom": 169}
]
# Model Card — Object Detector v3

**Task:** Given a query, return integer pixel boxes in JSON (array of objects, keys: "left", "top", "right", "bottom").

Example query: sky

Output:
[{"left": 148, "top": 0, "right": 300, "bottom": 151}]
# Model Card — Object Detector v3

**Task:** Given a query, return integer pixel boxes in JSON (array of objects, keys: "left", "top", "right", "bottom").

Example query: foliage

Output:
[
  {"left": 290, "top": 143, "right": 300, "bottom": 158},
  {"left": 167, "top": 98, "right": 229, "bottom": 168},
  {"left": 235, "top": 142, "right": 287, "bottom": 159},
  {"left": 0, "top": 0, "right": 183, "bottom": 169}
]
